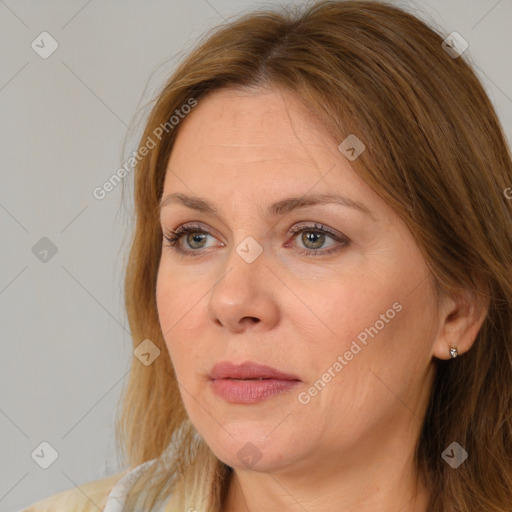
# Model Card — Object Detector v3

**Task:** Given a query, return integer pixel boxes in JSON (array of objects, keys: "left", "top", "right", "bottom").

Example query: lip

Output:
[
  {"left": 209, "top": 361, "right": 301, "bottom": 404},
  {"left": 209, "top": 360, "right": 300, "bottom": 381}
]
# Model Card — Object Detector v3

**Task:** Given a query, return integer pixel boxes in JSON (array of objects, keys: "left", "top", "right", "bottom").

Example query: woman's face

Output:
[{"left": 156, "top": 86, "right": 440, "bottom": 475}]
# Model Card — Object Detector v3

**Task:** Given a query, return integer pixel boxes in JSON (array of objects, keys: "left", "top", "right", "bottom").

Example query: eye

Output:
[
  {"left": 162, "top": 223, "right": 220, "bottom": 257},
  {"left": 162, "top": 222, "right": 351, "bottom": 258},
  {"left": 286, "top": 223, "right": 350, "bottom": 256}
]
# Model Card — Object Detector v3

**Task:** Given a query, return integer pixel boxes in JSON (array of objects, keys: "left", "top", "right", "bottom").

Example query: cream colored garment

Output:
[{"left": 18, "top": 459, "right": 171, "bottom": 512}]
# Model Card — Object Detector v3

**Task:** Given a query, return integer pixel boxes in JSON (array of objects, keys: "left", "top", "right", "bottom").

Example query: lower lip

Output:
[{"left": 210, "top": 378, "right": 301, "bottom": 404}]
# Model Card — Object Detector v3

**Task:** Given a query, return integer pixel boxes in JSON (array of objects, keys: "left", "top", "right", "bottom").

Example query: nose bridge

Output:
[
  {"left": 206, "top": 234, "right": 278, "bottom": 330},
  {"left": 218, "top": 233, "right": 266, "bottom": 300}
]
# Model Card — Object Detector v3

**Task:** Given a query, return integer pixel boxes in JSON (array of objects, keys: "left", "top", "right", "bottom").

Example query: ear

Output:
[{"left": 432, "top": 288, "right": 489, "bottom": 360}]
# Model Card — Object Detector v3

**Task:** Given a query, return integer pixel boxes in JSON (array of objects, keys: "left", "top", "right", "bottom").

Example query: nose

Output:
[{"left": 205, "top": 244, "right": 280, "bottom": 333}]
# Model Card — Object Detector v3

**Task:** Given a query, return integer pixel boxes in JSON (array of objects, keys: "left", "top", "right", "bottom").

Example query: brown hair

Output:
[{"left": 116, "top": 1, "right": 512, "bottom": 510}]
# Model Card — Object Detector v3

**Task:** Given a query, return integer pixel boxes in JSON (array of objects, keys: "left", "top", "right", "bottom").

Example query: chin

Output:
[{"left": 199, "top": 426, "right": 299, "bottom": 472}]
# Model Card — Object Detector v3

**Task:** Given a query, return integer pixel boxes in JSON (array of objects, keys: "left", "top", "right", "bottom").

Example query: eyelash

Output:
[{"left": 162, "top": 223, "right": 351, "bottom": 258}]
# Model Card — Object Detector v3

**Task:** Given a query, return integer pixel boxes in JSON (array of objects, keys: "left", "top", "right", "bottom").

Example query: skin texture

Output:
[{"left": 156, "top": 86, "right": 487, "bottom": 511}]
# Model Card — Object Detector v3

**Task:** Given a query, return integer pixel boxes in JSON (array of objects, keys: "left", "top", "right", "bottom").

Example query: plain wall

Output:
[{"left": 0, "top": 0, "right": 510, "bottom": 510}]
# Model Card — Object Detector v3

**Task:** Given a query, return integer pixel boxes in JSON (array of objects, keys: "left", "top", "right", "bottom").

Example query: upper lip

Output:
[{"left": 209, "top": 361, "right": 301, "bottom": 381}]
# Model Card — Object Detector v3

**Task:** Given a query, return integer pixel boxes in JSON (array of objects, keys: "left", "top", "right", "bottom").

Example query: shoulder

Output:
[{"left": 20, "top": 471, "right": 128, "bottom": 512}]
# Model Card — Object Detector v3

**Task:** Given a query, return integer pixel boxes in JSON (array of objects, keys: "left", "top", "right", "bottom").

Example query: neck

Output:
[{"left": 222, "top": 433, "right": 431, "bottom": 512}]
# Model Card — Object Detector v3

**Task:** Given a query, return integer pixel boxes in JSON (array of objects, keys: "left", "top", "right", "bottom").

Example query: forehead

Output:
[
  {"left": 169, "top": 86, "right": 339, "bottom": 163},
  {"left": 160, "top": 88, "right": 400, "bottom": 229},
  {"left": 164, "top": 87, "right": 364, "bottom": 195}
]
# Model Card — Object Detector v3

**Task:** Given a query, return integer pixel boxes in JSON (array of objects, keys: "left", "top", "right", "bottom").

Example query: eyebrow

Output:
[{"left": 159, "top": 192, "right": 376, "bottom": 220}]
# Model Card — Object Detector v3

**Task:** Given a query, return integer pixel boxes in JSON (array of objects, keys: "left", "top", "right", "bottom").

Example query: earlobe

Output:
[{"left": 432, "top": 289, "right": 489, "bottom": 360}]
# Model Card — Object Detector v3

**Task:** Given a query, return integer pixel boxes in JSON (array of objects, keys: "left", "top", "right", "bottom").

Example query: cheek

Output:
[
  {"left": 155, "top": 265, "right": 208, "bottom": 380},
  {"left": 156, "top": 258, "right": 201, "bottom": 331},
  {"left": 299, "top": 272, "right": 432, "bottom": 392},
  {"left": 296, "top": 277, "right": 398, "bottom": 353}
]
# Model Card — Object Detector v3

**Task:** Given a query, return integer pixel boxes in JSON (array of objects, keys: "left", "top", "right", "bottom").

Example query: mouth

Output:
[{"left": 208, "top": 361, "right": 301, "bottom": 404}]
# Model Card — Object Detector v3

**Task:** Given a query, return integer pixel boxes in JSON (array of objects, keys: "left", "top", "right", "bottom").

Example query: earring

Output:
[{"left": 449, "top": 346, "right": 458, "bottom": 359}]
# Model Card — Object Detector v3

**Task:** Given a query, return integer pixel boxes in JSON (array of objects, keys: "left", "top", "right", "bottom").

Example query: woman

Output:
[{"left": 22, "top": 0, "right": 512, "bottom": 511}]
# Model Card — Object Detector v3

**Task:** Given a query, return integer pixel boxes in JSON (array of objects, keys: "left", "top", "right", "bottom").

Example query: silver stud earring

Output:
[{"left": 449, "top": 346, "right": 458, "bottom": 359}]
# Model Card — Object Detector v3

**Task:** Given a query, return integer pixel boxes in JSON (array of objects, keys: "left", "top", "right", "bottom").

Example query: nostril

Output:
[{"left": 242, "top": 317, "right": 260, "bottom": 324}]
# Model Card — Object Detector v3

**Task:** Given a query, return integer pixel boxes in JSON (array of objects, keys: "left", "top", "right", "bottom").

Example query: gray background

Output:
[{"left": 0, "top": 0, "right": 510, "bottom": 510}]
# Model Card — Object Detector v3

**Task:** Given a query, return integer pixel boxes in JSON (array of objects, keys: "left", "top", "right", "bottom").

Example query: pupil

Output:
[
  {"left": 303, "top": 231, "right": 324, "bottom": 249},
  {"left": 188, "top": 232, "right": 206, "bottom": 248}
]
